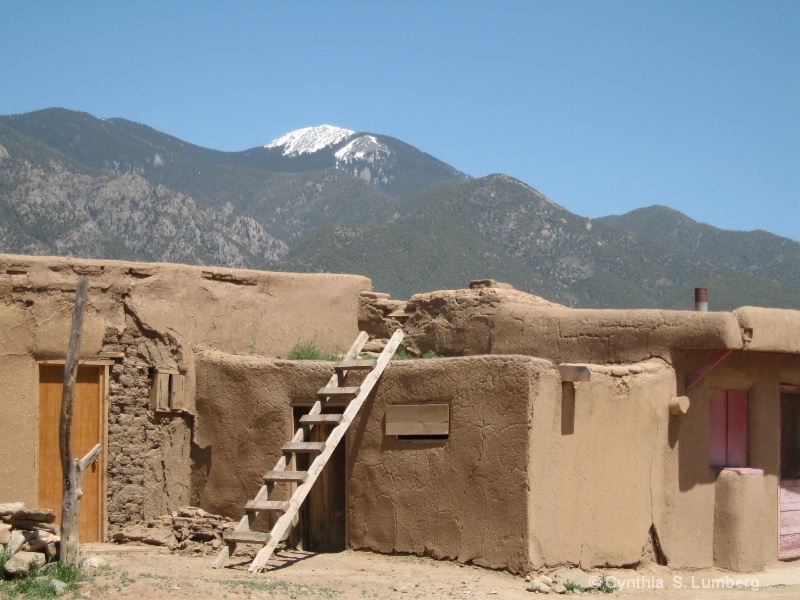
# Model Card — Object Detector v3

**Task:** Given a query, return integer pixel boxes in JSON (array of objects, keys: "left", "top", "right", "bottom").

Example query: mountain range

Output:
[{"left": 0, "top": 107, "right": 798, "bottom": 311}]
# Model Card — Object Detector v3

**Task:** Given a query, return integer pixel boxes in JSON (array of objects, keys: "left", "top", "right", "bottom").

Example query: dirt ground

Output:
[{"left": 34, "top": 544, "right": 800, "bottom": 600}]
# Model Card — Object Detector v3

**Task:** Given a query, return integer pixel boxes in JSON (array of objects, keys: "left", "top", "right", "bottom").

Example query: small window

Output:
[
  {"left": 385, "top": 404, "right": 449, "bottom": 440},
  {"left": 150, "top": 371, "right": 185, "bottom": 412},
  {"left": 709, "top": 389, "right": 747, "bottom": 468}
]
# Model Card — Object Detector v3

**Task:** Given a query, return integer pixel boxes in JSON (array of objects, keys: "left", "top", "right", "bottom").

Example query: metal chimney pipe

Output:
[{"left": 695, "top": 287, "right": 708, "bottom": 312}]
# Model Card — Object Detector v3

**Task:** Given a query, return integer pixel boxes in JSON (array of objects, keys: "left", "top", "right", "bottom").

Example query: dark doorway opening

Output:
[{"left": 293, "top": 407, "right": 346, "bottom": 552}]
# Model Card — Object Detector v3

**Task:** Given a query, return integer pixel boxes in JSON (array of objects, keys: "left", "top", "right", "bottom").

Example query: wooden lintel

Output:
[
  {"left": 37, "top": 359, "right": 116, "bottom": 366},
  {"left": 781, "top": 385, "right": 800, "bottom": 394},
  {"left": 558, "top": 364, "right": 591, "bottom": 383},
  {"left": 685, "top": 349, "right": 734, "bottom": 391}
]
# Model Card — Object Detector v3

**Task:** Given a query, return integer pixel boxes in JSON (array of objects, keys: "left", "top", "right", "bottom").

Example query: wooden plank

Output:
[
  {"left": 557, "top": 364, "right": 591, "bottom": 383},
  {"left": 779, "top": 533, "right": 800, "bottom": 559},
  {"left": 335, "top": 359, "right": 376, "bottom": 371},
  {"left": 262, "top": 471, "right": 308, "bottom": 483},
  {"left": 686, "top": 349, "right": 733, "bottom": 391},
  {"left": 283, "top": 442, "right": 325, "bottom": 454},
  {"left": 780, "top": 385, "right": 800, "bottom": 394},
  {"left": 245, "top": 500, "right": 289, "bottom": 512},
  {"left": 317, "top": 386, "right": 359, "bottom": 398},
  {"left": 169, "top": 374, "right": 184, "bottom": 410},
  {"left": 150, "top": 373, "right": 170, "bottom": 411},
  {"left": 305, "top": 417, "right": 345, "bottom": 552},
  {"left": 726, "top": 390, "right": 748, "bottom": 468},
  {"left": 709, "top": 388, "right": 728, "bottom": 467},
  {"left": 300, "top": 414, "right": 343, "bottom": 425},
  {"left": 212, "top": 331, "right": 372, "bottom": 570},
  {"left": 292, "top": 398, "right": 348, "bottom": 408},
  {"left": 247, "top": 328, "right": 405, "bottom": 573},
  {"left": 780, "top": 510, "right": 800, "bottom": 534},
  {"left": 385, "top": 404, "right": 449, "bottom": 436},
  {"left": 224, "top": 531, "right": 271, "bottom": 544}
]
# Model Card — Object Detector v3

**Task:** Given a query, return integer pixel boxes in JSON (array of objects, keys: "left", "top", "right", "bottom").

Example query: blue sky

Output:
[{"left": 1, "top": 1, "right": 798, "bottom": 241}]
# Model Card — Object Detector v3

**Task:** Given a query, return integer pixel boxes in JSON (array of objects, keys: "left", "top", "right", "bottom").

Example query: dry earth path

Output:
[{"left": 9, "top": 544, "right": 800, "bottom": 600}]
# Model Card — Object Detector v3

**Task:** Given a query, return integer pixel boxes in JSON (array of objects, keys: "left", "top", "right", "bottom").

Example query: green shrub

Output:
[
  {"left": 0, "top": 548, "right": 9, "bottom": 578},
  {"left": 286, "top": 340, "right": 342, "bottom": 361},
  {"left": 563, "top": 581, "right": 585, "bottom": 593},
  {"left": 0, "top": 557, "right": 84, "bottom": 598},
  {"left": 598, "top": 576, "right": 619, "bottom": 593}
]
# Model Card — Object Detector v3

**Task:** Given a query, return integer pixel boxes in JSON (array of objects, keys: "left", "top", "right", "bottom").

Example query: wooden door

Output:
[
  {"left": 779, "top": 387, "right": 800, "bottom": 559},
  {"left": 295, "top": 408, "right": 346, "bottom": 552},
  {"left": 38, "top": 364, "right": 105, "bottom": 542}
]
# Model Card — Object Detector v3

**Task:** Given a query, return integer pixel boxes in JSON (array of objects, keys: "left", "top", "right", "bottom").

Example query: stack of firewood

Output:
[{"left": 0, "top": 503, "right": 60, "bottom": 560}]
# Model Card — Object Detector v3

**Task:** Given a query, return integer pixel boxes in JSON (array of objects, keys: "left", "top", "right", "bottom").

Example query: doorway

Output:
[
  {"left": 779, "top": 386, "right": 800, "bottom": 560},
  {"left": 38, "top": 364, "right": 106, "bottom": 542},
  {"left": 293, "top": 407, "right": 346, "bottom": 552}
]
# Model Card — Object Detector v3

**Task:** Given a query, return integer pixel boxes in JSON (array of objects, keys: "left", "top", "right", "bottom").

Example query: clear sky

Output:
[{"left": 1, "top": 1, "right": 798, "bottom": 241}]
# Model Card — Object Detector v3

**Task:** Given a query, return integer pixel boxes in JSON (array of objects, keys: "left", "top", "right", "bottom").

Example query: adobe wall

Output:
[
  {"left": 347, "top": 356, "right": 554, "bottom": 574},
  {"left": 387, "top": 288, "right": 747, "bottom": 364},
  {"left": 527, "top": 359, "right": 676, "bottom": 569},
  {"left": 192, "top": 352, "right": 553, "bottom": 574},
  {"left": 192, "top": 352, "right": 333, "bottom": 519},
  {"left": 660, "top": 351, "right": 800, "bottom": 568},
  {"left": 0, "top": 254, "right": 369, "bottom": 530}
]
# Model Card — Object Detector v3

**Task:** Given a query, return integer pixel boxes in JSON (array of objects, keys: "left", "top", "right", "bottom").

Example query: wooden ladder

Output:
[{"left": 212, "top": 328, "right": 405, "bottom": 573}]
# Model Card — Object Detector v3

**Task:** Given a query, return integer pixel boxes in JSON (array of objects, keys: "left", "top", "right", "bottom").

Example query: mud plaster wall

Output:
[
  {"left": 398, "top": 288, "right": 747, "bottom": 363},
  {"left": 347, "top": 356, "right": 553, "bottom": 575},
  {"left": 527, "top": 360, "right": 675, "bottom": 570},
  {"left": 661, "top": 351, "right": 800, "bottom": 568},
  {"left": 193, "top": 352, "right": 336, "bottom": 522},
  {"left": 0, "top": 255, "right": 369, "bottom": 524},
  {"left": 193, "top": 353, "right": 547, "bottom": 574}
]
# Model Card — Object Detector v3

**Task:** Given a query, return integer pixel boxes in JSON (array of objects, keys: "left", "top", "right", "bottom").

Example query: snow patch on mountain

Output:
[
  {"left": 265, "top": 125, "right": 354, "bottom": 156},
  {"left": 334, "top": 135, "right": 390, "bottom": 164}
]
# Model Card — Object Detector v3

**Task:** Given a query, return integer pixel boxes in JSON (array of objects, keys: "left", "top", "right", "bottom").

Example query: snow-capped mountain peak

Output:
[
  {"left": 334, "top": 135, "right": 389, "bottom": 163},
  {"left": 265, "top": 125, "right": 354, "bottom": 156}
]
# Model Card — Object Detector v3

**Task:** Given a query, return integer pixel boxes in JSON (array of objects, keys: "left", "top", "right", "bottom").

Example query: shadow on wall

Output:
[
  {"left": 560, "top": 382, "right": 575, "bottom": 436},
  {"left": 190, "top": 441, "right": 212, "bottom": 506}
]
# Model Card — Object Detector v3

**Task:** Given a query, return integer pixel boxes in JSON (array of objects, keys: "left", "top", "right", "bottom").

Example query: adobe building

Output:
[{"left": 1, "top": 253, "right": 799, "bottom": 575}]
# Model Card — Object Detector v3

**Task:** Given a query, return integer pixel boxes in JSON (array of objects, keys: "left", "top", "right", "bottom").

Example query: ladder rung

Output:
[
  {"left": 318, "top": 386, "right": 359, "bottom": 398},
  {"left": 245, "top": 500, "right": 289, "bottom": 512},
  {"left": 263, "top": 470, "right": 308, "bottom": 483},
  {"left": 299, "top": 414, "right": 343, "bottom": 425},
  {"left": 224, "top": 530, "right": 272, "bottom": 544},
  {"left": 282, "top": 441, "right": 325, "bottom": 454},
  {"left": 335, "top": 359, "right": 376, "bottom": 371}
]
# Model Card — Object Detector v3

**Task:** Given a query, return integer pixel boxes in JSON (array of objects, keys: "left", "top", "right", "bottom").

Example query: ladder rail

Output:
[
  {"left": 247, "top": 328, "right": 405, "bottom": 573},
  {"left": 212, "top": 330, "right": 370, "bottom": 569}
]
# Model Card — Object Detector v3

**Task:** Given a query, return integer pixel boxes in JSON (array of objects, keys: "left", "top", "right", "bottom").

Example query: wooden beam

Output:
[
  {"left": 59, "top": 276, "right": 103, "bottom": 567},
  {"left": 557, "top": 364, "right": 591, "bottom": 383},
  {"left": 669, "top": 395, "right": 691, "bottom": 416},
  {"left": 385, "top": 404, "right": 449, "bottom": 436},
  {"left": 685, "top": 349, "right": 733, "bottom": 391}
]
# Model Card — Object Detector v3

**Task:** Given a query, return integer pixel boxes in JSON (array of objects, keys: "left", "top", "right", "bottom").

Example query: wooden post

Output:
[{"left": 59, "top": 276, "right": 102, "bottom": 566}]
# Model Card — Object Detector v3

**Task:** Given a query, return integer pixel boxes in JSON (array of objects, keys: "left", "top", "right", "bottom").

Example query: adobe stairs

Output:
[{"left": 212, "top": 328, "right": 405, "bottom": 573}]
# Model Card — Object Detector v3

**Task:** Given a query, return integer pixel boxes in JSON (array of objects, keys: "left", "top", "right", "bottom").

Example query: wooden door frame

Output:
[
  {"left": 779, "top": 384, "right": 800, "bottom": 560},
  {"left": 36, "top": 360, "right": 112, "bottom": 541}
]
